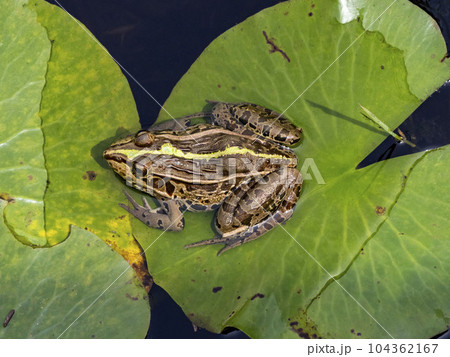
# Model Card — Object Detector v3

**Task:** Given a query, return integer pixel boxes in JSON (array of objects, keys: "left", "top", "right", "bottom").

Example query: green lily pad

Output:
[
  {"left": 0, "top": 0, "right": 149, "bottom": 283},
  {"left": 0, "top": 200, "right": 150, "bottom": 338},
  {"left": 307, "top": 145, "right": 450, "bottom": 338},
  {"left": 0, "top": 0, "right": 49, "bottom": 247},
  {"left": 130, "top": 0, "right": 450, "bottom": 338},
  {"left": 0, "top": 0, "right": 150, "bottom": 338}
]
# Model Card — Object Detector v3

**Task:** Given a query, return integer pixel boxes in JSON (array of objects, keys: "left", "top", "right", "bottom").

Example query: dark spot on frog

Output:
[
  {"left": 87, "top": 243, "right": 90, "bottom": 247},
  {"left": 19, "top": 161, "right": 23, "bottom": 165},
  {"left": 360, "top": 248, "right": 364, "bottom": 255},
  {"left": 228, "top": 311, "right": 235, "bottom": 317},
  {"left": 217, "top": 84, "right": 221, "bottom": 88},
  {"left": 284, "top": 11, "right": 289, "bottom": 15},
  {"left": 399, "top": 232, "right": 405, "bottom": 236},
  {"left": 203, "top": 269, "right": 207, "bottom": 273},
  {"left": 381, "top": 65, "right": 385, "bottom": 69},
  {"left": 312, "top": 334, "right": 317, "bottom": 338},
  {"left": 212, "top": 286, "right": 222, "bottom": 293},
  {"left": 375, "top": 206, "right": 386, "bottom": 216},
  {"left": 357, "top": 332, "right": 361, "bottom": 336},
  {"left": 188, "top": 313, "right": 195, "bottom": 317},
  {"left": 311, "top": 4, "right": 315, "bottom": 8},
  {"left": 91, "top": 335, "right": 95, "bottom": 338},
  {"left": 297, "top": 289, "right": 302, "bottom": 294},
  {"left": 28, "top": 175, "right": 33, "bottom": 180},
  {"left": 290, "top": 321, "right": 299, "bottom": 326},
  {"left": 377, "top": 281, "right": 380, "bottom": 284},
  {"left": 434, "top": 266, "right": 437, "bottom": 269},
  {"left": 237, "top": 296, "right": 241, "bottom": 300},
  {"left": 231, "top": 86, "right": 236, "bottom": 90},
  {"left": 191, "top": 279, "right": 195, "bottom": 282},
  {"left": 351, "top": 329, "right": 355, "bottom": 333},
  {"left": 126, "top": 293, "right": 138, "bottom": 301},
  {"left": 308, "top": 12, "right": 313, "bottom": 16},
  {"left": 251, "top": 293, "right": 265, "bottom": 300}
]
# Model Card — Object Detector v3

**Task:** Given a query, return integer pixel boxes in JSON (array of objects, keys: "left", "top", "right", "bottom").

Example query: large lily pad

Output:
[
  {"left": 130, "top": 0, "right": 450, "bottom": 338},
  {"left": 0, "top": 0, "right": 149, "bottom": 282},
  {"left": 0, "top": 200, "right": 149, "bottom": 338},
  {"left": 307, "top": 145, "right": 450, "bottom": 338},
  {"left": 0, "top": 0, "right": 149, "bottom": 338}
]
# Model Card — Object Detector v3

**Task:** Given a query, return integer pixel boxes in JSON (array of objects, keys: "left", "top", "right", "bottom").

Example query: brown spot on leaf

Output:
[
  {"left": 126, "top": 293, "right": 138, "bottom": 301},
  {"left": 86, "top": 171, "right": 97, "bottom": 181},
  {"left": 262, "top": 30, "right": 290, "bottom": 62},
  {"left": 212, "top": 286, "right": 222, "bottom": 293},
  {"left": 0, "top": 193, "right": 15, "bottom": 203},
  {"left": 291, "top": 326, "right": 310, "bottom": 339},
  {"left": 375, "top": 206, "right": 386, "bottom": 216},
  {"left": 251, "top": 293, "right": 265, "bottom": 300}
]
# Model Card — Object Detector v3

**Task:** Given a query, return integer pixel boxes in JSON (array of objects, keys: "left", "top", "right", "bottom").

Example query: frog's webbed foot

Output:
[
  {"left": 120, "top": 190, "right": 185, "bottom": 231},
  {"left": 184, "top": 211, "right": 292, "bottom": 256}
]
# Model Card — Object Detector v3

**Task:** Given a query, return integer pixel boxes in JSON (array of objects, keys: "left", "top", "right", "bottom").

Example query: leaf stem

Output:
[{"left": 359, "top": 105, "right": 416, "bottom": 148}]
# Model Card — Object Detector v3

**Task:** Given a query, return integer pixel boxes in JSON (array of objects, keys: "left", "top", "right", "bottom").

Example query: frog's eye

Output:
[{"left": 135, "top": 131, "right": 155, "bottom": 147}]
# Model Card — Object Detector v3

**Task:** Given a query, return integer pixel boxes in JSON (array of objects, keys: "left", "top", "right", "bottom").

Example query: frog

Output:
[{"left": 103, "top": 101, "right": 303, "bottom": 255}]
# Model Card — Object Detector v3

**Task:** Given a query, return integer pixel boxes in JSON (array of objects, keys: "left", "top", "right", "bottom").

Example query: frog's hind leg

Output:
[
  {"left": 148, "top": 117, "right": 192, "bottom": 131},
  {"left": 120, "top": 191, "right": 185, "bottom": 231},
  {"left": 185, "top": 168, "right": 302, "bottom": 255}
]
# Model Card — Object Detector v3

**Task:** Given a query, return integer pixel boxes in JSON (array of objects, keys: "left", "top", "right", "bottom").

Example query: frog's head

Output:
[{"left": 103, "top": 131, "right": 156, "bottom": 179}]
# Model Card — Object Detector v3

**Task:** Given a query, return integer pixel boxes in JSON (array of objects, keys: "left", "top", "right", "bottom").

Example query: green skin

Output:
[{"left": 103, "top": 101, "right": 303, "bottom": 255}]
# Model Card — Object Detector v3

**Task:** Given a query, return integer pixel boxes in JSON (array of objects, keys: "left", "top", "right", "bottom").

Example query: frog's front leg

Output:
[
  {"left": 120, "top": 191, "right": 185, "bottom": 231},
  {"left": 185, "top": 168, "right": 302, "bottom": 255}
]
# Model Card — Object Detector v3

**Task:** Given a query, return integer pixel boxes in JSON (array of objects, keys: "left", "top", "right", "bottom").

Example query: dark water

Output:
[{"left": 46, "top": 0, "right": 449, "bottom": 339}]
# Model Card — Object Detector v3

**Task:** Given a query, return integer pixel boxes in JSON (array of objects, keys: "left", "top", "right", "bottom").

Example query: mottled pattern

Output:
[
  {"left": 104, "top": 101, "right": 303, "bottom": 254},
  {"left": 186, "top": 168, "right": 302, "bottom": 255},
  {"left": 211, "top": 102, "right": 302, "bottom": 145}
]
